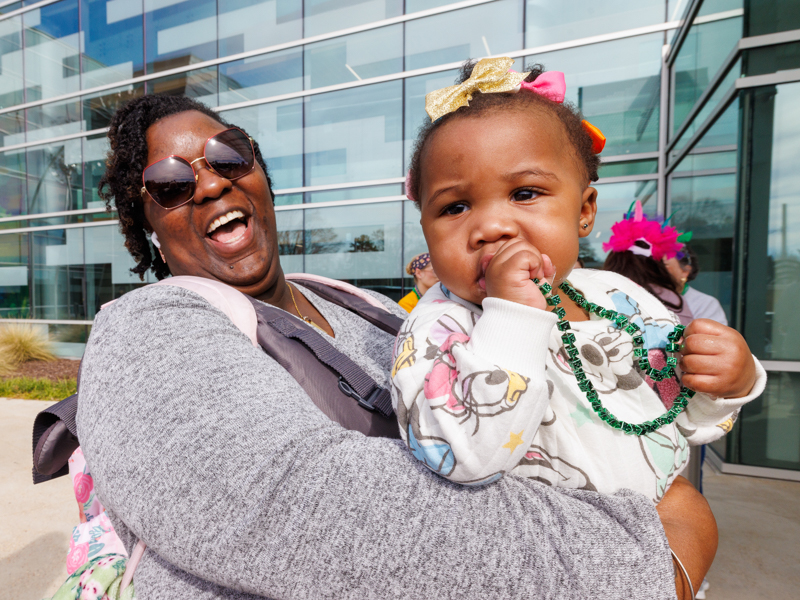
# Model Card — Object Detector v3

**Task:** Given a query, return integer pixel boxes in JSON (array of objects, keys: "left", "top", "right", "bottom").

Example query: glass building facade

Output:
[{"left": 0, "top": 0, "right": 798, "bottom": 475}]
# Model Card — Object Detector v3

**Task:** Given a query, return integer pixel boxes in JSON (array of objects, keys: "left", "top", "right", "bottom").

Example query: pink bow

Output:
[{"left": 519, "top": 71, "right": 566, "bottom": 103}]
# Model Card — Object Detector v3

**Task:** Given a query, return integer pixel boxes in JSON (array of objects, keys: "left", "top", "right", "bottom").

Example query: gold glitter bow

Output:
[{"left": 425, "top": 57, "right": 528, "bottom": 122}]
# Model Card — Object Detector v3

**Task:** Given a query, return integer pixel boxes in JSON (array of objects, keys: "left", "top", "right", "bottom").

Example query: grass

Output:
[
  {"left": 0, "top": 377, "right": 77, "bottom": 401},
  {"left": 0, "top": 323, "right": 56, "bottom": 365}
]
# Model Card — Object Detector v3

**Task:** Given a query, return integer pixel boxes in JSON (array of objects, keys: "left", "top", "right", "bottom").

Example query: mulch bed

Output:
[{"left": 4, "top": 359, "right": 80, "bottom": 381}]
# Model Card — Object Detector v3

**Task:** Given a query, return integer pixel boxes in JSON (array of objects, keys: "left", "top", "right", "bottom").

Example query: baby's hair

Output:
[{"left": 407, "top": 61, "right": 601, "bottom": 207}]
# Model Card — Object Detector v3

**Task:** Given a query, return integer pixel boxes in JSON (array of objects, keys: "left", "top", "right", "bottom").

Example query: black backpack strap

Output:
[
  {"left": 248, "top": 298, "right": 400, "bottom": 438},
  {"left": 32, "top": 393, "right": 80, "bottom": 483},
  {"left": 267, "top": 316, "right": 393, "bottom": 417},
  {"left": 287, "top": 278, "right": 404, "bottom": 335}
]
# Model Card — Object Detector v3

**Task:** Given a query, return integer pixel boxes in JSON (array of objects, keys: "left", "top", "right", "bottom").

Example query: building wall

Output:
[{"left": 1, "top": 0, "right": 798, "bottom": 470}]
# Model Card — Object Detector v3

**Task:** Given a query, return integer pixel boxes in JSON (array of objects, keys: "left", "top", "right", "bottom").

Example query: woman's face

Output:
[
  {"left": 142, "top": 111, "right": 281, "bottom": 297},
  {"left": 414, "top": 262, "right": 439, "bottom": 290}
]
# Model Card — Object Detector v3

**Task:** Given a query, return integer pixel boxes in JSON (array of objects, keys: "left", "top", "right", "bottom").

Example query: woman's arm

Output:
[
  {"left": 657, "top": 476, "right": 718, "bottom": 600},
  {"left": 79, "top": 285, "right": 678, "bottom": 600}
]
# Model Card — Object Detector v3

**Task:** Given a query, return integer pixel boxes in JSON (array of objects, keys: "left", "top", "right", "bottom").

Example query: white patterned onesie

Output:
[{"left": 391, "top": 269, "right": 766, "bottom": 503}]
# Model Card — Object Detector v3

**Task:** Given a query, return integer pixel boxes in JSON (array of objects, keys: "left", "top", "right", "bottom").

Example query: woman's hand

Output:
[
  {"left": 679, "top": 319, "right": 757, "bottom": 399},
  {"left": 657, "top": 476, "right": 718, "bottom": 600}
]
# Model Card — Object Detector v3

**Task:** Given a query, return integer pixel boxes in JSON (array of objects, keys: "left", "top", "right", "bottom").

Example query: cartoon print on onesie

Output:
[{"left": 392, "top": 310, "right": 530, "bottom": 485}]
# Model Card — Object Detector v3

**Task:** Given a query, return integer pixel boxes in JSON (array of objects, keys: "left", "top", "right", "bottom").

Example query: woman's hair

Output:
[
  {"left": 603, "top": 245, "right": 685, "bottom": 312},
  {"left": 99, "top": 94, "right": 272, "bottom": 280},
  {"left": 406, "top": 61, "right": 601, "bottom": 207},
  {"left": 678, "top": 245, "right": 699, "bottom": 283}
]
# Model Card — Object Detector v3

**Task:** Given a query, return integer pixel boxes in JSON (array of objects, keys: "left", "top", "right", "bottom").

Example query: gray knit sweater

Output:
[{"left": 77, "top": 285, "right": 677, "bottom": 600}]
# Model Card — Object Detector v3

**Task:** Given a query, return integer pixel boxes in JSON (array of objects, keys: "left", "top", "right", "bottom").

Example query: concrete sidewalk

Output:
[
  {"left": 1, "top": 399, "right": 75, "bottom": 600},
  {"left": 703, "top": 469, "right": 800, "bottom": 599}
]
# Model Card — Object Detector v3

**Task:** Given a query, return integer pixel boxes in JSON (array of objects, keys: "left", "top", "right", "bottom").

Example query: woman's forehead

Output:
[{"left": 146, "top": 111, "right": 227, "bottom": 158}]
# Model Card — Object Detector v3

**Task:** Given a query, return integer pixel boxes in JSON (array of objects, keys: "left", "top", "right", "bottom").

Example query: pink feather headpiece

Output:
[{"left": 603, "top": 200, "right": 691, "bottom": 261}]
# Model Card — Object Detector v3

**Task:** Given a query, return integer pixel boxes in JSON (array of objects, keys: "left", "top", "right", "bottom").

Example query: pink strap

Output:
[
  {"left": 153, "top": 276, "right": 259, "bottom": 347},
  {"left": 120, "top": 539, "right": 147, "bottom": 593},
  {"left": 519, "top": 70, "right": 566, "bottom": 103},
  {"left": 285, "top": 273, "right": 388, "bottom": 310}
]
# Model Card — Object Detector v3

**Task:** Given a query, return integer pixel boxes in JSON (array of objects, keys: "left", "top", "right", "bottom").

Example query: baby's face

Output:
[{"left": 418, "top": 109, "right": 597, "bottom": 305}]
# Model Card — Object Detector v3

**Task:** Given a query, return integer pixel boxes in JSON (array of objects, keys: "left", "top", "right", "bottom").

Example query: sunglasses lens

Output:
[
  {"left": 206, "top": 129, "right": 254, "bottom": 180},
  {"left": 143, "top": 157, "right": 195, "bottom": 209}
]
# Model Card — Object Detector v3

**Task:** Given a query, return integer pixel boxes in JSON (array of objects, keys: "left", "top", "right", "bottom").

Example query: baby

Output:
[{"left": 391, "top": 58, "right": 765, "bottom": 504}]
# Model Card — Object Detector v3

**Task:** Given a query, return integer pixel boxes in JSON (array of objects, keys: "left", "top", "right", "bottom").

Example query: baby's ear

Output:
[{"left": 578, "top": 187, "right": 598, "bottom": 237}]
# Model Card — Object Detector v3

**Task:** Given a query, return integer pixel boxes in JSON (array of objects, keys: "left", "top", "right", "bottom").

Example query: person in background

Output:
[
  {"left": 398, "top": 252, "right": 439, "bottom": 312},
  {"left": 603, "top": 202, "right": 694, "bottom": 326},
  {"left": 664, "top": 245, "right": 728, "bottom": 326}
]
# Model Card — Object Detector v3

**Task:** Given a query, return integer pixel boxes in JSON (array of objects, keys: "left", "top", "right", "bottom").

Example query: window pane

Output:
[
  {"left": 671, "top": 150, "right": 736, "bottom": 173},
  {"left": 219, "top": 48, "right": 302, "bottom": 106},
  {"left": 276, "top": 208, "right": 303, "bottom": 273},
  {"left": 0, "top": 232, "right": 29, "bottom": 318},
  {"left": 586, "top": 180, "right": 657, "bottom": 268},
  {"left": 218, "top": 0, "right": 302, "bottom": 57},
  {"left": 739, "top": 372, "right": 800, "bottom": 470},
  {"left": 525, "top": 34, "right": 662, "bottom": 156},
  {"left": 0, "top": 109, "right": 25, "bottom": 147},
  {"left": 0, "top": 3, "right": 23, "bottom": 15},
  {"left": 304, "top": 0, "right": 402, "bottom": 37},
  {"left": 745, "top": 83, "right": 800, "bottom": 360},
  {"left": 23, "top": 0, "right": 81, "bottom": 102},
  {"left": 402, "top": 199, "right": 426, "bottom": 293},
  {"left": 145, "top": 0, "right": 216, "bottom": 73},
  {"left": 668, "top": 173, "right": 735, "bottom": 323},
  {"left": 82, "top": 134, "right": 110, "bottom": 210},
  {"left": 405, "top": 0, "right": 523, "bottom": 71},
  {"left": 82, "top": 84, "right": 145, "bottom": 131},
  {"left": 84, "top": 224, "right": 152, "bottom": 317},
  {"left": 0, "top": 148, "right": 25, "bottom": 218},
  {"left": 303, "top": 81, "right": 402, "bottom": 187},
  {"left": 598, "top": 160, "right": 658, "bottom": 178},
  {"left": 525, "top": 0, "right": 664, "bottom": 48},
  {"left": 304, "top": 25, "right": 402, "bottom": 90},
  {"left": 81, "top": 0, "right": 144, "bottom": 88},
  {"left": 669, "top": 59, "right": 740, "bottom": 162},
  {"left": 744, "top": 0, "right": 800, "bottom": 37},
  {"left": 26, "top": 139, "right": 82, "bottom": 215},
  {"left": 403, "top": 68, "right": 458, "bottom": 170},
  {"left": 670, "top": 8, "right": 742, "bottom": 138},
  {"left": 303, "top": 201, "right": 402, "bottom": 299},
  {"left": 0, "top": 16, "right": 24, "bottom": 109},
  {"left": 31, "top": 227, "right": 84, "bottom": 319},
  {"left": 147, "top": 66, "right": 218, "bottom": 106},
  {"left": 221, "top": 98, "right": 304, "bottom": 190},
  {"left": 305, "top": 184, "right": 401, "bottom": 204},
  {"left": 25, "top": 98, "right": 82, "bottom": 142}
]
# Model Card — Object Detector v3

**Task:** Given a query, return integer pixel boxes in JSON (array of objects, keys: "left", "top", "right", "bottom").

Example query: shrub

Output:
[{"left": 0, "top": 323, "right": 57, "bottom": 365}]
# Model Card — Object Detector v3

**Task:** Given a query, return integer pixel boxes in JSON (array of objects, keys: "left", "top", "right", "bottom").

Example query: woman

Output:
[
  {"left": 398, "top": 252, "right": 438, "bottom": 312},
  {"left": 75, "top": 95, "right": 714, "bottom": 599},
  {"left": 664, "top": 245, "right": 728, "bottom": 325},
  {"left": 603, "top": 203, "right": 694, "bottom": 325}
]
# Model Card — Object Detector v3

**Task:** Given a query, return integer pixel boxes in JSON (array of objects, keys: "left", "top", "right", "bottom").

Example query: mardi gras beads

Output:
[{"left": 535, "top": 278, "right": 695, "bottom": 436}]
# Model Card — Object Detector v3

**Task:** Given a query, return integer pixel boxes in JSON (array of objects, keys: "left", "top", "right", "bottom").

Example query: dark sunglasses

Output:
[{"left": 141, "top": 127, "right": 256, "bottom": 210}]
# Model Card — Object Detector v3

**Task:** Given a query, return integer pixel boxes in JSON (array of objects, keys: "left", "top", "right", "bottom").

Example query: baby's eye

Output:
[
  {"left": 442, "top": 202, "right": 468, "bottom": 216},
  {"left": 512, "top": 188, "right": 540, "bottom": 202}
]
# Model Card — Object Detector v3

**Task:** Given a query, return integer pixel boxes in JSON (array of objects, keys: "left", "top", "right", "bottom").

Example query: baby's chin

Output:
[{"left": 442, "top": 279, "right": 486, "bottom": 306}]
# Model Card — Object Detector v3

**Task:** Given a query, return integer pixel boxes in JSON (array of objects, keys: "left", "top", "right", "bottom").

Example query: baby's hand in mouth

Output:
[{"left": 482, "top": 240, "right": 554, "bottom": 310}]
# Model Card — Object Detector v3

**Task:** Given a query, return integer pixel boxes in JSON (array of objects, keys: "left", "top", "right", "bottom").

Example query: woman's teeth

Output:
[{"left": 207, "top": 210, "right": 245, "bottom": 235}]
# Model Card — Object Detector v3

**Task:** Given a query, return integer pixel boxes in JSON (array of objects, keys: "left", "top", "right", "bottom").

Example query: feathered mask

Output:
[{"left": 603, "top": 200, "right": 692, "bottom": 261}]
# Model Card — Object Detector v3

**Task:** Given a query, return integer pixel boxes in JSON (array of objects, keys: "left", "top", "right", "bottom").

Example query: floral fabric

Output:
[
  {"left": 51, "top": 554, "right": 135, "bottom": 600},
  {"left": 392, "top": 269, "right": 761, "bottom": 503},
  {"left": 66, "top": 448, "right": 128, "bottom": 573}
]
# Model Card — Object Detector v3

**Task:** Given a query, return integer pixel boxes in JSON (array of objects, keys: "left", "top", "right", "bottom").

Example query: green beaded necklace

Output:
[{"left": 535, "top": 278, "right": 695, "bottom": 437}]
